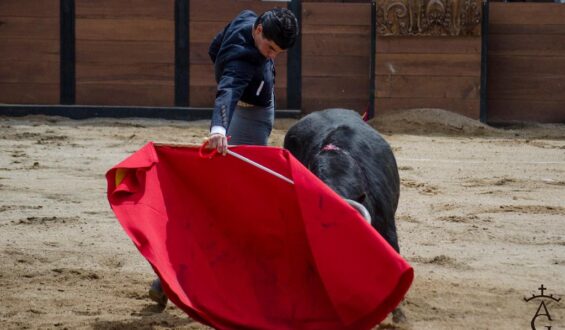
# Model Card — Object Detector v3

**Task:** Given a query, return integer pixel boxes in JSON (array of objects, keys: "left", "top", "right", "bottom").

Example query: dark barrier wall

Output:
[
  {"left": 75, "top": 0, "right": 175, "bottom": 106},
  {"left": 0, "top": 0, "right": 563, "bottom": 123},
  {"left": 0, "top": 0, "right": 60, "bottom": 104},
  {"left": 301, "top": 3, "right": 371, "bottom": 113},
  {"left": 302, "top": 3, "right": 371, "bottom": 112},
  {"left": 376, "top": 36, "right": 481, "bottom": 119},
  {"left": 488, "top": 2, "right": 565, "bottom": 123}
]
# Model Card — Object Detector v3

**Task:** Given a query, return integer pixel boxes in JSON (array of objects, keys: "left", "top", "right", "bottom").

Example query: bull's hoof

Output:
[
  {"left": 392, "top": 307, "right": 407, "bottom": 323},
  {"left": 148, "top": 278, "right": 168, "bottom": 307}
]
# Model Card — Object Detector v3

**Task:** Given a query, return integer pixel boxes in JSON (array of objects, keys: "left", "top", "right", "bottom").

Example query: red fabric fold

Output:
[{"left": 107, "top": 143, "right": 413, "bottom": 329}]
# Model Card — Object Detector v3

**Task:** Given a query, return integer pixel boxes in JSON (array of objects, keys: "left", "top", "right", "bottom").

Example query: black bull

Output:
[{"left": 284, "top": 109, "right": 400, "bottom": 252}]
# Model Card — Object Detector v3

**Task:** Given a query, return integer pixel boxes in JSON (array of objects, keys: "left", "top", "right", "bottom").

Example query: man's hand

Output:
[{"left": 207, "top": 133, "right": 228, "bottom": 155}]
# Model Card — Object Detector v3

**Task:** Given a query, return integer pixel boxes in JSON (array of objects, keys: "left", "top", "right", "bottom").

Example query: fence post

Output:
[
  {"left": 480, "top": 0, "right": 489, "bottom": 123},
  {"left": 368, "top": 0, "right": 377, "bottom": 120},
  {"left": 175, "top": 0, "right": 189, "bottom": 107},
  {"left": 287, "top": 0, "right": 302, "bottom": 111},
  {"left": 60, "top": 0, "right": 75, "bottom": 105}
]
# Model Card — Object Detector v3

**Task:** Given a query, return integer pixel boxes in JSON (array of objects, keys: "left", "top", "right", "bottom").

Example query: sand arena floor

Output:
[{"left": 1, "top": 109, "right": 564, "bottom": 329}]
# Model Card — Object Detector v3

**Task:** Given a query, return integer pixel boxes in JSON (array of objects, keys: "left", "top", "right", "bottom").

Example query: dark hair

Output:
[{"left": 254, "top": 8, "right": 299, "bottom": 50}]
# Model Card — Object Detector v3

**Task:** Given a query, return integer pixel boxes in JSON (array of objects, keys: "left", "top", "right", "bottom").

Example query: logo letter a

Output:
[{"left": 531, "top": 300, "right": 552, "bottom": 330}]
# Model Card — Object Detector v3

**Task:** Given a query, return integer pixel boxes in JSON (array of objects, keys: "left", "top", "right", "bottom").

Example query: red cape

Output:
[{"left": 106, "top": 142, "right": 413, "bottom": 329}]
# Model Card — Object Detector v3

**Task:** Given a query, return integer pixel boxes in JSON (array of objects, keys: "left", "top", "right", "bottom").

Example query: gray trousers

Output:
[{"left": 227, "top": 99, "right": 274, "bottom": 146}]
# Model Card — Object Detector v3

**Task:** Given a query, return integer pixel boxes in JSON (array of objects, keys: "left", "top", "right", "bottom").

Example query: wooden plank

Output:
[
  {"left": 0, "top": 61, "right": 59, "bottom": 83},
  {"left": 190, "top": 60, "right": 288, "bottom": 86},
  {"left": 490, "top": 24, "right": 565, "bottom": 35},
  {"left": 303, "top": 0, "right": 366, "bottom": 2},
  {"left": 189, "top": 86, "right": 215, "bottom": 106},
  {"left": 488, "top": 76, "right": 565, "bottom": 101},
  {"left": 302, "top": 25, "right": 370, "bottom": 35},
  {"left": 75, "top": 0, "right": 173, "bottom": 19},
  {"left": 488, "top": 99, "right": 565, "bottom": 123},
  {"left": 488, "top": 54, "right": 565, "bottom": 78},
  {"left": 189, "top": 54, "right": 288, "bottom": 86},
  {"left": 76, "top": 82, "right": 174, "bottom": 106},
  {"left": 190, "top": 85, "right": 288, "bottom": 100},
  {"left": 301, "top": 99, "right": 368, "bottom": 114},
  {"left": 302, "top": 3, "right": 370, "bottom": 26},
  {"left": 190, "top": 43, "right": 213, "bottom": 64},
  {"left": 275, "top": 87, "right": 288, "bottom": 109},
  {"left": 375, "top": 98, "right": 480, "bottom": 119},
  {"left": 303, "top": 76, "right": 369, "bottom": 99},
  {"left": 190, "top": 0, "right": 274, "bottom": 22},
  {"left": 77, "top": 40, "right": 173, "bottom": 64},
  {"left": 376, "top": 37, "right": 481, "bottom": 54},
  {"left": 76, "top": 18, "right": 174, "bottom": 41},
  {"left": 189, "top": 86, "right": 287, "bottom": 108},
  {"left": 303, "top": 56, "right": 369, "bottom": 77},
  {"left": 375, "top": 75, "right": 480, "bottom": 99},
  {"left": 0, "top": 0, "right": 58, "bottom": 18},
  {"left": 76, "top": 62, "right": 173, "bottom": 84},
  {"left": 0, "top": 83, "right": 59, "bottom": 104},
  {"left": 0, "top": 39, "right": 58, "bottom": 62},
  {"left": 302, "top": 0, "right": 353, "bottom": 2},
  {"left": 303, "top": 34, "right": 369, "bottom": 56},
  {"left": 191, "top": 22, "right": 229, "bottom": 44},
  {"left": 489, "top": 34, "right": 565, "bottom": 56},
  {"left": 490, "top": 3, "right": 565, "bottom": 25},
  {"left": 190, "top": 42, "right": 291, "bottom": 65},
  {"left": 192, "top": 20, "right": 306, "bottom": 51},
  {"left": 0, "top": 17, "right": 59, "bottom": 40},
  {"left": 190, "top": 64, "right": 223, "bottom": 87},
  {"left": 275, "top": 55, "right": 288, "bottom": 80},
  {"left": 376, "top": 53, "right": 480, "bottom": 77}
]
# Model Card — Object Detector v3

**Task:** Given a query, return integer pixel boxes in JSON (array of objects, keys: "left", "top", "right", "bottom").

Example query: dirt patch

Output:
[
  {"left": 1, "top": 112, "right": 564, "bottom": 329},
  {"left": 369, "top": 108, "right": 498, "bottom": 136},
  {"left": 482, "top": 205, "right": 565, "bottom": 216},
  {"left": 11, "top": 216, "right": 81, "bottom": 226}
]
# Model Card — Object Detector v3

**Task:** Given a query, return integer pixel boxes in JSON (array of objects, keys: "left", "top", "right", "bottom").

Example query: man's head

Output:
[{"left": 253, "top": 8, "right": 299, "bottom": 59}]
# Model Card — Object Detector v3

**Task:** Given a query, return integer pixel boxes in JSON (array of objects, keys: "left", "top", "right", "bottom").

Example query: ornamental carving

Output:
[{"left": 376, "top": 0, "right": 482, "bottom": 36}]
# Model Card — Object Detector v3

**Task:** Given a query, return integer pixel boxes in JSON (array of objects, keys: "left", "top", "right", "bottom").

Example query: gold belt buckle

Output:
[{"left": 237, "top": 100, "right": 254, "bottom": 108}]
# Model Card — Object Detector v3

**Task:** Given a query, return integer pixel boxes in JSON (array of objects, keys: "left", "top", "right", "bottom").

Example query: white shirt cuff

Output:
[{"left": 210, "top": 126, "right": 226, "bottom": 136}]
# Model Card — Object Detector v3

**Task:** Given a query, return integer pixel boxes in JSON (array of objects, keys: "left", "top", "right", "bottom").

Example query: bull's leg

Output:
[
  {"left": 149, "top": 278, "right": 168, "bottom": 307},
  {"left": 392, "top": 306, "right": 407, "bottom": 323}
]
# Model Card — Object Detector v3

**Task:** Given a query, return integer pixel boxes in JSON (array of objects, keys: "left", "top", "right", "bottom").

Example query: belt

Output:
[{"left": 237, "top": 100, "right": 255, "bottom": 108}]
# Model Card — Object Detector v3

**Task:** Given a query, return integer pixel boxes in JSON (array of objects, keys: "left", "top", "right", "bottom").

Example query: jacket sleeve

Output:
[
  {"left": 211, "top": 59, "right": 256, "bottom": 129},
  {"left": 208, "top": 30, "right": 224, "bottom": 63},
  {"left": 209, "top": 22, "right": 232, "bottom": 63}
]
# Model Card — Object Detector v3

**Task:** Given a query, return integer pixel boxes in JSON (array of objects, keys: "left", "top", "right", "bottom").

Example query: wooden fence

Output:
[
  {"left": 0, "top": 0, "right": 563, "bottom": 123},
  {"left": 75, "top": 0, "right": 175, "bottom": 106},
  {"left": 302, "top": 3, "right": 371, "bottom": 112},
  {"left": 0, "top": 0, "right": 60, "bottom": 104},
  {"left": 488, "top": 2, "right": 565, "bottom": 123}
]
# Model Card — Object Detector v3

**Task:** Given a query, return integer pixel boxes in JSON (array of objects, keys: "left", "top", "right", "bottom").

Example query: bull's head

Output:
[{"left": 309, "top": 144, "right": 371, "bottom": 224}]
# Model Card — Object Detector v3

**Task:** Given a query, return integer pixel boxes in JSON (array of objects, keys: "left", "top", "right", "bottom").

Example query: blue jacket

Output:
[{"left": 208, "top": 10, "right": 275, "bottom": 129}]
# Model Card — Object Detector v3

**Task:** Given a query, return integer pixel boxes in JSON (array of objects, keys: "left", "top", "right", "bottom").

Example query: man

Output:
[
  {"left": 206, "top": 7, "right": 299, "bottom": 154},
  {"left": 149, "top": 8, "right": 299, "bottom": 306}
]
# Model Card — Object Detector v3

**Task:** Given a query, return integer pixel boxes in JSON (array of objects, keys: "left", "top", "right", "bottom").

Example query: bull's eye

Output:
[{"left": 356, "top": 193, "right": 366, "bottom": 204}]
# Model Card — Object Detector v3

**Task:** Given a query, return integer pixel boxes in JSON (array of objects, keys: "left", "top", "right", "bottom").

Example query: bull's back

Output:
[
  {"left": 285, "top": 109, "right": 395, "bottom": 173},
  {"left": 284, "top": 109, "right": 401, "bottom": 250}
]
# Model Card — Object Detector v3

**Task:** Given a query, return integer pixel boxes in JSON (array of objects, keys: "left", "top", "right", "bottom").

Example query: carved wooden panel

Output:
[{"left": 377, "top": 0, "right": 482, "bottom": 36}]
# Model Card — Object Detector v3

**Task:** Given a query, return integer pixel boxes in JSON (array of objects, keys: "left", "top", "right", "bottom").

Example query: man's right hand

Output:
[{"left": 207, "top": 133, "right": 228, "bottom": 155}]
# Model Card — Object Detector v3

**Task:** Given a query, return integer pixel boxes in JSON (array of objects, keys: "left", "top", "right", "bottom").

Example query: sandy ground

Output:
[{"left": 0, "top": 109, "right": 564, "bottom": 329}]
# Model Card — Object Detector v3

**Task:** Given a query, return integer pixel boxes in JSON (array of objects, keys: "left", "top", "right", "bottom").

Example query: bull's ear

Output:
[
  {"left": 356, "top": 193, "right": 366, "bottom": 204},
  {"left": 283, "top": 134, "right": 301, "bottom": 157}
]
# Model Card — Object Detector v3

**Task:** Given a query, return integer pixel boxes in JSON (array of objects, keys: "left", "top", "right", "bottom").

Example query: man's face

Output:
[{"left": 253, "top": 25, "right": 284, "bottom": 60}]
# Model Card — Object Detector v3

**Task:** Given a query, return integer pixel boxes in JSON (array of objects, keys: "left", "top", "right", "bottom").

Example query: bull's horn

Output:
[{"left": 345, "top": 199, "right": 371, "bottom": 224}]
